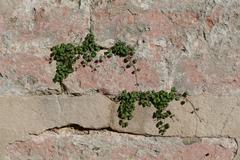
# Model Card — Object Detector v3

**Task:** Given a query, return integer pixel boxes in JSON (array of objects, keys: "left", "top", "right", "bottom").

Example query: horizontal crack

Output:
[
  {"left": 6, "top": 124, "right": 238, "bottom": 160},
  {"left": 27, "top": 123, "right": 240, "bottom": 140}
]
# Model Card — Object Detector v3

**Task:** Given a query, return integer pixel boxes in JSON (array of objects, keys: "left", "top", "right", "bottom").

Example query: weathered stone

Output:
[
  {"left": 0, "top": 0, "right": 240, "bottom": 96},
  {"left": 0, "top": 94, "right": 114, "bottom": 155},
  {"left": 1, "top": 0, "right": 240, "bottom": 158},
  {"left": 111, "top": 94, "right": 240, "bottom": 137},
  {"left": 1, "top": 94, "right": 240, "bottom": 153},
  {"left": 83, "top": 0, "right": 240, "bottom": 95},
  {"left": 4, "top": 129, "right": 237, "bottom": 160},
  {"left": 233, "top": 138, "right": 240, "bottom": 160},
  {"left": 0, "top": 0, "right": 90, "bottom": 95}
]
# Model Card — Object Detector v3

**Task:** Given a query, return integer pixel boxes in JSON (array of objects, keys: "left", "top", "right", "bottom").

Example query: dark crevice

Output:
[
  {"left": 27, "top": 123, "right": 240, "bottom": 141},
  {"left": 233, "top": 138, "right": 239, "bottom": 160},
  {"left": 127, "top": 9, "right": 138, "bottom": 16},
  {"left": 29, "top": 123, "right": 167, "bottom": 137},
  {"left": 40, "top": 123, "right": 153, "bottom": 137},
  {"left": 78, "top": 0, "right": 81, "bottom": 9}
]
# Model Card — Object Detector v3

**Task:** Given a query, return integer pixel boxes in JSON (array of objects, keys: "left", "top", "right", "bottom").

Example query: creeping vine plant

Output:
[
  {"left": 50, "top": 31, "right": 138, "bottom": 85},
  {"left": 117, "top": 87, "right": 188, "bottom": 135},
  {"left": 50, "top": 31, "right": 192, "bottom": 135}
]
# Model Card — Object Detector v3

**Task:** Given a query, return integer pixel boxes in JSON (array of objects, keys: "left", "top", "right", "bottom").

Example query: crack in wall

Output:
[
  {"left": 26, "top": 123, "right": 240, "bottom": 139},
  {"left": 78, "top": 0, "right": 81, "bottom": 9},
  {"left": 233, "top": 138, "right": 239, "bottom": 160},
  {"left": 6, "top": 123, "right": 238, "bottom": 160}
]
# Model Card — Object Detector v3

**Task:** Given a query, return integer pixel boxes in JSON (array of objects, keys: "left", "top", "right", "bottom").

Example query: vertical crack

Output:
[
  {"left": 78, "top": 0, "right": 81, "bottom": 9},
  {"left": 233, "top": 138, "right": 239, "bottom": 160}
]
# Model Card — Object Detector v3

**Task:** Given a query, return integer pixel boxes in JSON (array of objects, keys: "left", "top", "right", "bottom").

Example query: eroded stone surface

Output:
[
  {"left": 1, "top": 0, "right": 240, "bottom": 159},
  {"left": 233, "top": 138, "right": 240, "bottom": 160},
  {"left": 0, "top": 94, "right": 114, "bottom": 155},
  {"left": 0, "top": 0, "right": 90, "bottom": 95},
  {"left": 111, "top": 94, "right": 240, "bottom": 137},
  {"left": 65, "top": 0, "right": 240, "bottom": 95},
  {"left": 4, "top": 129, "right": 237, "bottom": 160},
  {"left": 1, "top": 94, "right": 240, "bottom": 153},
  {"left": 1, "top": 0, "right": 240, "bottom": 96}
]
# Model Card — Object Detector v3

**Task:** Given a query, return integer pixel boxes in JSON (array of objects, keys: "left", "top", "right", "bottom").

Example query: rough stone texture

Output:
[
  {"left": 0, "top": 0, "right": 239, "bottom": 96},
  {"left": 0, "top": 0, "right": 90, "bottom": 95},
  {"left": 1, "top": 0, "right": 240, "bottom": 159},
  {"left": 70, "top": 0, "right": 240, "bottom": 95},
  {"left": 4, "top": 129, "right": 237, "bottom": 160},
  {"left": 111, "top": 94, "right": 240, "bottom": 137},
  {"left": 0, "top": 94, "right": 114, "bottom": 155},
  {"left": 1, "top": 94, "right": 240, "bottom": 156},
  {"left": 233, "top": 138, "right": 240, "bottom": 160}
]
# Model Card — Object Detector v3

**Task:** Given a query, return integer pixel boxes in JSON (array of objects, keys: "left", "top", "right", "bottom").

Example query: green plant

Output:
[
  {"left": 50, "top": 43, "right": 77, "bottom": 84},
  {"left": 107, "top": 41, "right": 140, "bottom": 85},
  {"left": 79, "top": 32, "right": 101, "bottom": 63},
  {"left": 108, "top": 41, "right": 134, "bottom": 57},
  {"left": 50, "top": 32, "right": 101, "bottom": 84},
  {"left": 50, "top": 31, "right": 139, "bottom": 90},
  {"left": 50, "top": 32, "right": 196, "bottom": 135},
  {"left": 117, "top": 87, "right": 188, "bottom": 135}
]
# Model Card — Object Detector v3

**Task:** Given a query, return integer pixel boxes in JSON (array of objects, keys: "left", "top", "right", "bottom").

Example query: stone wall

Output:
[{"left": 0, "top": 0, "right": 240, "bottom": 159}]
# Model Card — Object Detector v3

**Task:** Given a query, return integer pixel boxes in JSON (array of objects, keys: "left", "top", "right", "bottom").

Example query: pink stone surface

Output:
[
  {"left": 0, "top": 54, "right": 52, "bottom": 86},
  {"left": 89, "top": 0, "right": 240, "bottom": 95},
  {"left": 0, "top": 0, "right": 240, "bottom": 95},
  {"left": 1, "top": 1, "right": 240, "bottom": 159},
  {"left": 5, "top": 129, "right": 237, "bottom": 160},
  {"left": 0, "top": 0, "right": 89, "bottom": 95},
  {"left": 66, "top": 57, "right": 161, "bottom": 93}
]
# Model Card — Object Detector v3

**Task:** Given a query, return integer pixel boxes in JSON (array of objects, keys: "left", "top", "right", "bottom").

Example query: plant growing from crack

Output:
[
  {"left": 116, "top": 87, "right": 193, "bottom": 135},
  {"left": 50, "top": 31, "right": 199, "bottom": 135},
  {"left": 50, "top": 31, "right": 139, "bottom": 92}
]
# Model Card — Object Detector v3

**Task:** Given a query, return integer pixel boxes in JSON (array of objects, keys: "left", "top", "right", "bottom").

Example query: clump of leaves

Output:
[
  {"left": 105, "top": 40, "right": 140, "bottom": 85},
  {"left": 50, "top": 43, "right": 77, "bottom": 83},
  {"left": 117, "top": 87, "right": 185, "bottom": 135},
  {"left": 79, "top": 32, "right": 101, "bottom": 64},
  {"left": 50, "top": 32, "right": 101, "bottom": 84},
  {"left": 49, "top": 32, "right": 195, "bottom": 135},
  {"left": 50, "top": 32, "right": 140, "bottom": 88},
  {"left": 108, "top": 41, "right": 135, "bottom": 57}
]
